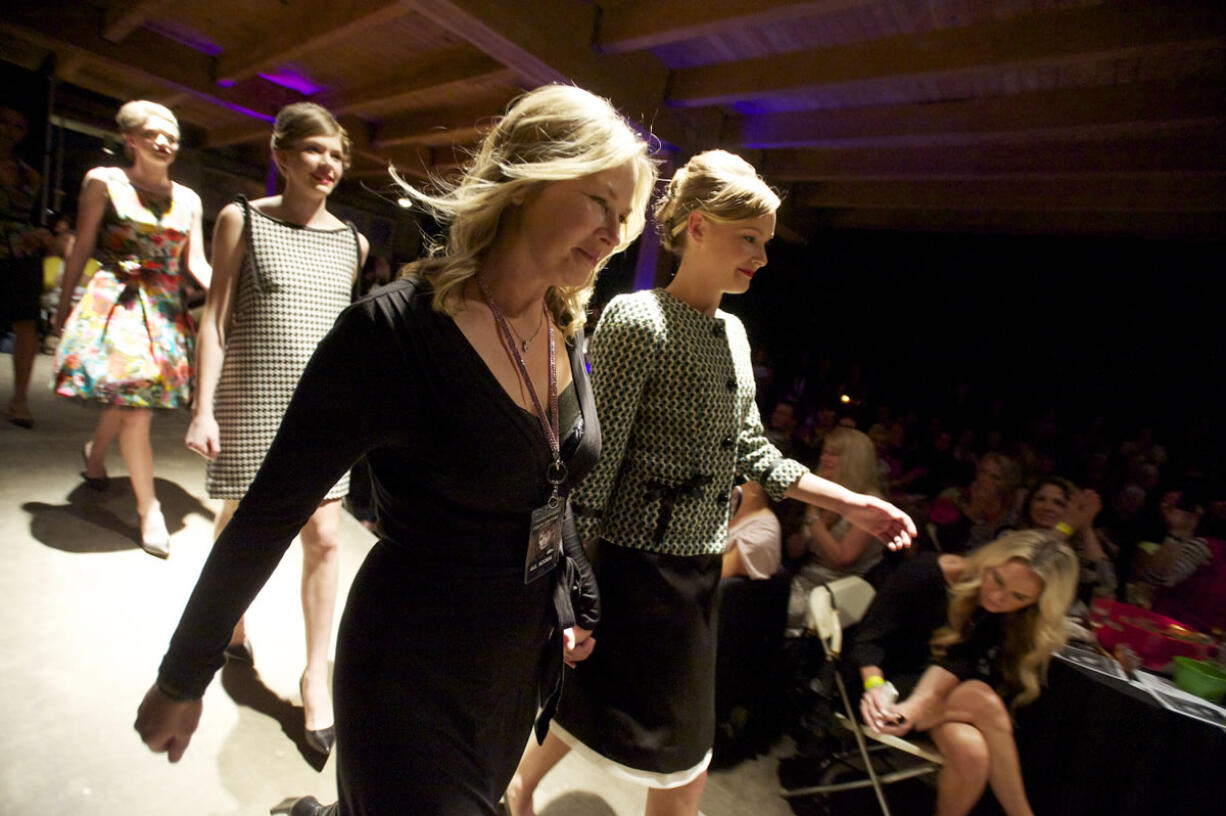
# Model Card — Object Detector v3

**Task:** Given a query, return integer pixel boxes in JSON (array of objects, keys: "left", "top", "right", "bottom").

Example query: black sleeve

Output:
[
  {"left": 847, "top": 559, "right": 931, "bottom": 671},
  {"left": 157, "top": 303, "right": 399, "bottom": 699}
]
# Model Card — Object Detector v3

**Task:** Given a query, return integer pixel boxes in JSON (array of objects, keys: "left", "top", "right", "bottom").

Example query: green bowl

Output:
[{"left": 1173, "top": 656, "right": 1226, "bottom": 703}]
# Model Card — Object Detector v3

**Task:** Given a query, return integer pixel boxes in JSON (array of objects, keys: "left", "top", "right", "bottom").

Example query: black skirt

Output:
[{"left": 553, "top": 540, "right": 722, "bottom": 787}]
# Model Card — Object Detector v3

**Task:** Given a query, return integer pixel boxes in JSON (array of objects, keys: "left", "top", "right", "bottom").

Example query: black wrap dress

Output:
[{"left": 157, "top": 278, "right": 600, "bottom": 815}]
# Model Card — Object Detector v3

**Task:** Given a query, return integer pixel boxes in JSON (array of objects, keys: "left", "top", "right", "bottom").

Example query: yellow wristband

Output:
[
  {"left": 864, "top": 675, "right": 886, "bottom": 691},
  {"left": 1055, "top": 521, "right": 1074, "bottom": 537}
]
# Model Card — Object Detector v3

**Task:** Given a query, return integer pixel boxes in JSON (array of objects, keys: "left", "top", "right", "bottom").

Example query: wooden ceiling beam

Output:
[
  {"left": 318, "top": 47, "right": 515, "bottom": 115},
  {"left": 1, "top": 4, "right": 298, "bottom": 125},
  {"left": 216, "top": 0, "right": 409, "bottom": 85},
  {"left": 404, "top": 0, "right": 712, "bottom": 152},
  {"left": 805, "top": 208, "right": 1226, "bottom": 239},
  {"left": 727, "top": 82, "right": 1226, "bottom": 148},
  {"left": 595, "top": 0, "right": 866, "bottom": 54},
  {"left": 373, "top": 103, "right": 499, "bottom": 148},
  {"left": 670, "top": 1, "right": 1226, "bottom": 107},
  {"left": 206, "top": 114, "right": 372, "bottom": 151},
  {"left": 101, "top": 0, "right": 169, "bottom": 44},
  {"left": 792, "top": 174, "right": 1226, "bottom": 213},
  {"left": 206, "top": 123, "right": 269, "bottom": 149},
  {"left": 760, "top": 130, "right": 1226, "bottom": 180}
]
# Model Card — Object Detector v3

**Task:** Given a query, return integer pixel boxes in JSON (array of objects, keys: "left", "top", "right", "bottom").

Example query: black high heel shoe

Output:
[
  {"left": 223, "top": 638, "right": 254, "bottom": 664},
  {"left": 79, "top": 442, "right": 109, "bottom": 491},
  {"left": 270, "top": 796, "right": 337, "bottom": 816},
  {"left": 300, "top": 674, "right": 335, "bottom": 755},
  {"left": 304, "top": 724, "right": 335, "bottom": 756}
]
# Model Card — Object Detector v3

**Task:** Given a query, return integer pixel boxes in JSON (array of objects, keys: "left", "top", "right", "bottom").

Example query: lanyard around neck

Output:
[{"left": 475, "top": 276, "right": 565, "bottom": 492}]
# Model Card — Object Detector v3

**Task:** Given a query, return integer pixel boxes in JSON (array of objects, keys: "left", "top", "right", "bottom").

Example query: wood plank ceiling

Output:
[{"left": 2, "top": 0, "right": 1223, "bottom": 239}]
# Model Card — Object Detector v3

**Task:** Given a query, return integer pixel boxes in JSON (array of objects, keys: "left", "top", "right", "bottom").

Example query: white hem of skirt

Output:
[{"left": 550, "top": 721, "right": 712, "bottom": 790}]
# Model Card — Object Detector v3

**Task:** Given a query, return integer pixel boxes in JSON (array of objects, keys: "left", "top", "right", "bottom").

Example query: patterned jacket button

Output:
[
  {"left": 725, "top": 377, "right": 737, "bottom": 391},
  {"left": 721, "top": 436, "right": 734, "bottom": 449},
  {"left": 715, "top": 492, "right": 729, "bottom": 504},
  {"left": 711, "top": 323, "right": 724, "bottom": 336}
]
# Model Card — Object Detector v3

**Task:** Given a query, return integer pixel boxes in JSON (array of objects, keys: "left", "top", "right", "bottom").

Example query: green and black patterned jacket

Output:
[{"left": 572, "top": 289, "right": 808, "bottom": 556}]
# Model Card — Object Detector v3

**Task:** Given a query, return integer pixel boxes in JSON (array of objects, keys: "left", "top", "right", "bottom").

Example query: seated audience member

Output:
[
  {"left": 723, "top": 481, "right": 783, "bottom": 580},
  {"left": 765, "top": 397, "right": 799, "bottom": 456},
  {"left": 1014, "top": 476, "right": 1116, "bottom": 603},
  {"left": 1138, "top": 490, "right": 1225, "bottom": 632},
  {"left": 786, "top": 427, "right": 888, "bottom": 628},
  {"left": 929, "top": 453, "right": 1018, "bottom": 553},
  {"left": 794, "top": 402, "right": 838, "bottom": 464},
  {"left": 850, "top": 530, "right": 1078, "bottom": 816}
]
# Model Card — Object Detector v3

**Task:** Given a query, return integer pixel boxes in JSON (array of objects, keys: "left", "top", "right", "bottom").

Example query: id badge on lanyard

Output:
[{"left": 475, "top": 275, "right": 569, "bottom": 586}]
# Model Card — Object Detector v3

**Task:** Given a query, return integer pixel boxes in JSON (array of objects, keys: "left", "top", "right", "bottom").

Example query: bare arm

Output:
[
  {"left": 804, "top": 508, "right": 880, "bottom": 568},
  {"left": 356, "top": 233, "right": 370, "bottom": 280},
  {"left": 181, "top": 196, "right": 212, "bottom": 290},
  {"left": 785, "top": 471, "right": 915, "bottom": 550},
  {"left": 184, "top": 204, "right": 244, "bottom": 461},
  {"left": 52, "top": 171, "right": 108, "bottom": 331},
  {"left": 873, "top": 663, "right": 960, "bottom": 736},
  {"left": 721, "top": 546, "right": 747, "bottom": 578}
]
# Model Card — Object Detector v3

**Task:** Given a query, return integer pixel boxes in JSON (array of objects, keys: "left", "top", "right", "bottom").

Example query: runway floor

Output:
[{"left": 1, "top": 352, "right": 795, "bottom": 816}]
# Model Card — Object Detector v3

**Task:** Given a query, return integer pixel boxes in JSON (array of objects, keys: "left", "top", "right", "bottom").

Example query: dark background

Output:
[{"left": 597, "top": 228, "right": 1224, "bottom": 474}]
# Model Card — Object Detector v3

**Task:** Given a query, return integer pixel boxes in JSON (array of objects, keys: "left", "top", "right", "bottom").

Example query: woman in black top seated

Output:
[
  {"left": 134, "top": 84, "right": 657, "bottom": 815},
  {"left": 850, "top": 530, "right": 1077, "bottom": 816}
]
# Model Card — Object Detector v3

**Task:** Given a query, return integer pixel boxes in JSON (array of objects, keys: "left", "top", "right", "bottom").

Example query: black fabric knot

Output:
[{"left": 643, "top": 473, "right": 712, "bottom": 543}]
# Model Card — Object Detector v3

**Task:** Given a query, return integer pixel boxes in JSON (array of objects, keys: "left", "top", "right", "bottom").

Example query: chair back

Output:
[{"left": 807, "top": 576, "right": 875, "bottom": 659}]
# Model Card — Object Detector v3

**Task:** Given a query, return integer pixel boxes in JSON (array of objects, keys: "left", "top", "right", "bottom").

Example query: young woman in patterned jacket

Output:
[
  {"left": 180, "top": 102, "right": 368, "bottom": 755},
  {"left": 507, "top": 150, "right": 917, "bottom": 816}
]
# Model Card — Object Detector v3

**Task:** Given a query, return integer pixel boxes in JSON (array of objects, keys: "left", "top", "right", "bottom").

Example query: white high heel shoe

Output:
[{"left": 139, "top": 502, "right": 170, "bottom": 559}]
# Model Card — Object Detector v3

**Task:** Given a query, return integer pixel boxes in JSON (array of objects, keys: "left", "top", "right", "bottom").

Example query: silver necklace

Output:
[{"left": 506, "top": 306, "right": 546, "bottom": 352}]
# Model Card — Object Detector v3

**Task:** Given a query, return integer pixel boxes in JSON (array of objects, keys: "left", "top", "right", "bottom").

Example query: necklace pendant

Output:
[{"left": 522, "top": 339, "right": 530, "bottom": 353}]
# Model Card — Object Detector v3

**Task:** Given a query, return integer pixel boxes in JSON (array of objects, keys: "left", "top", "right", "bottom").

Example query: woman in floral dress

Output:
[{"left": 52, "top": 100, "right": 209, "bottom": 557}]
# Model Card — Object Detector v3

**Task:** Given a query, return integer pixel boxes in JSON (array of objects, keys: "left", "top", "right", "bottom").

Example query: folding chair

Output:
[{"left": 779, "top": 576, "right": 943, "bottom": 816}]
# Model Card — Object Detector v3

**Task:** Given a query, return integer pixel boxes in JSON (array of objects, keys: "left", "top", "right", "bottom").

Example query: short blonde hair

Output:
[
  {"left": 271, "top": 102, "right": 352, "bottom": 169},
  {"left": 116, "top": 100, "right": 178, "bottom": 136},
  {"left": 396, "top": 84, "right": 657, "bottom": 339},
  {"left": 655, "top": 149, "right": 780, "bottom": 256},
  {"left": 933, "top": 530, "right": 1078, "bottom": 708}
]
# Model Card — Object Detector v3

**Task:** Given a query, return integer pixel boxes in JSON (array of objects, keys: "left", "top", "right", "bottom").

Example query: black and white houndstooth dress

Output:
[{"left": 206, "top": 197, "right": 359, "bottom": 500}]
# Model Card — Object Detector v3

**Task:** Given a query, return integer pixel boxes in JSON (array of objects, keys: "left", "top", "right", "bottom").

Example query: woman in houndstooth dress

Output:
[{"left": 182, "top": 103, "right": 367, "bottom": 756}]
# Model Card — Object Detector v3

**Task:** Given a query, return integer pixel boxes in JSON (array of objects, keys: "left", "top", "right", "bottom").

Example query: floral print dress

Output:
[{"left": 54, "top": 167, "right": 200, "bottom": 408}]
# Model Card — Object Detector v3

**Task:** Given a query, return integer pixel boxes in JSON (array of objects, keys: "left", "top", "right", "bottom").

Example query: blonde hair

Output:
[
  {"left": 395, "top": 84, "right": 657, "bottom": 339},
  {"left": 654, "top": 149, "right": 780, "bottom": 256},
  {"left": 932, "top": 530, "right": 1078, "bottom": 708},
  {"left": 116, "top": 100, "right": 178, "bottom": 162},
  {"left": 823, "top": 427, "right": 884, "bottom": 498},
  {"left": 271, "top": 102, "right": 351, "bottom": 169},
  {"left": 116, "top": 100, "right": 177, "bottom": 135}
]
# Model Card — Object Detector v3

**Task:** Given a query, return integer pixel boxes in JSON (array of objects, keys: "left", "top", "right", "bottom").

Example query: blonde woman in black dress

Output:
[{"left": 136, "top": 84, "right": 656, "bottom": 815}]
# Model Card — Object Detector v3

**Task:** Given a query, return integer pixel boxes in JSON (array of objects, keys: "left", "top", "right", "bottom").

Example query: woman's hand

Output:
[
  {"left": 184, "top": 415, "right": 221, "bottom": 460},
  {"left": 134, "top": 684, "right": 203, "bottom": 763},
  {"left": 562, "top": 626, "right": 595, "bottom": 668},
  {"left": 844, "top": 495, "right": 917, "bottom": 551},
  {"left": 860, "top": 684, "right": 913, "bottom": 736},
  {"left": 1062, "top": 489, "right": 1102, "bottom": 532},
  {"left": 1161, "top": 491, "right": 1201, "bottom": 538},
  {"left": 873, "top": 697, "right": 918, "bottom": 737}
]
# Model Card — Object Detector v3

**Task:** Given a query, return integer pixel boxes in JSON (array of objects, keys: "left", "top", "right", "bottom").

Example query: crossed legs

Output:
[{"left": 922, "top": 680, "right": 1034, "bottom": 816}]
